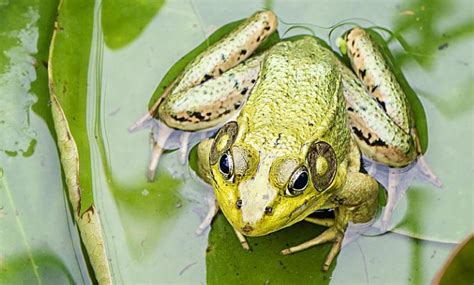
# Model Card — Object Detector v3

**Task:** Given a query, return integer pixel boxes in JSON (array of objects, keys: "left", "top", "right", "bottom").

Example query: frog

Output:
[{"left": 130, "top": 10, "right": 440, "bottom": 271}]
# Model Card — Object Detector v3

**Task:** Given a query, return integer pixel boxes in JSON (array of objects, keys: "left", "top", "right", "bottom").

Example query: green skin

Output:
[{"left": 154, "top": 11, "right": 418, "bottom": 271}]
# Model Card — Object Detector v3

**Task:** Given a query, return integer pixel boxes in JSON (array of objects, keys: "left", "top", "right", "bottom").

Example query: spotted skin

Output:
[
  {"left": 158, "top": 54, "right": 264, "bottom": 130},
  {"left": 345, "top": 28, "right": 412, "bottom": 134},
  {"left": 172, "top": 10, "right": 277, "bottom": 95},
  {"left": 336, "top": 59, "right": 417, "bottom": 167}
]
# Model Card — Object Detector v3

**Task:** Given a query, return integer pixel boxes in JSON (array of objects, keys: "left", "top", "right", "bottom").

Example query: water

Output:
[{"left": 1, "top": 0, "right": 472, "bottom": 283}]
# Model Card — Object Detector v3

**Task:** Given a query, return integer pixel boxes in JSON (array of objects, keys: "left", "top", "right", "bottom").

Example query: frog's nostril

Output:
[
  {"left": 264, "top": 206, "right": 273, "bottom": 215},
  {"left": 236, "top": 199, "right": 242, "bottom": 209},
  {"left": 242, "top": 224, "right": 253, "bottom": 233}
]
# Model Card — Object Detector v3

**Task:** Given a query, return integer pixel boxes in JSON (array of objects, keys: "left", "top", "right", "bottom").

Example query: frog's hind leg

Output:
[
  {"left": 341, "top": 27, "right": 442, "bottom": 230},
  {"left": 363, "top": 154, "right": 441, "bottom": 232}
]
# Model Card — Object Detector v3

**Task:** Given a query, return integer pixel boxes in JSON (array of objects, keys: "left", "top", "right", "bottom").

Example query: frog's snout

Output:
[{"left": 242, "top": 224, "right": 254, "bottom": 233}]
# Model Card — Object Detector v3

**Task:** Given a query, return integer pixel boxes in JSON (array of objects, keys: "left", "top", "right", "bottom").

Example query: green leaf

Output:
[
  {"left": 0, "top": 0, "right": 88, "bottom": 283},
  {"left": 207, "top": 215, "right": 334, "bottom": 284},
  {"left": 102, "top": 0, "right": 165, "bottom": 49},
  {"left": 433, "top": 235, "right": 474, "bottom": 284},
  {"left": 49, "top": 0, "right": 112, "bottom": 283}
]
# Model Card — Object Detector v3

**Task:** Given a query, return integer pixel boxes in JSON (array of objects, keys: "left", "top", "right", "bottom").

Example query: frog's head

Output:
[{"left": 209, "top": 121, "right": 348, "bottom": 236}]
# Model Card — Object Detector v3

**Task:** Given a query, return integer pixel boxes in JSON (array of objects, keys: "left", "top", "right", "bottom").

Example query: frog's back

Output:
[{"left": 239, "top": 37, "right": 350, "bottom": 158}]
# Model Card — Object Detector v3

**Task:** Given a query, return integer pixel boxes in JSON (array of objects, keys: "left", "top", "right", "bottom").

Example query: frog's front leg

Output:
[
  {"left": 195, "top": 138, "right": 251, "bottom": 250},
  {"left": 282, "top": 142, "right": 378, "bottom": 271},
  {"left": 282, "top": 172, "right": 378, "bottom": 271}
]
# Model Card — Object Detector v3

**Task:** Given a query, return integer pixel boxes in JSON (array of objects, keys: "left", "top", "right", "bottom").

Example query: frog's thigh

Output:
[
  {"left": 158, "top": 55, "right": 264, "bottom": 132},
  {"left": 334, "top": 172, "right": 379, "bottom": 224},
  {"left": 345, "top": 28, "right": 411, "bottom": 134},
  {"left": 342, "top": 67, "right": 417, "bottom": 166}
]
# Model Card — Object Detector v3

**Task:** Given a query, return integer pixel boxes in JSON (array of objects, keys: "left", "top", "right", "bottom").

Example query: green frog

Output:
[{"left": 130, "top": 10, "right": 440, "bottom": 271}]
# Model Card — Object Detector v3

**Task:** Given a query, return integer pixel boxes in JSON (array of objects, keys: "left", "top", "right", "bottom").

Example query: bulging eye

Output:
[
  {"left": 286, "top": 166, "right": 309, "bottom": 196},
  {"left": 219, "top": 152, "right": 234, "bottom": 180}
]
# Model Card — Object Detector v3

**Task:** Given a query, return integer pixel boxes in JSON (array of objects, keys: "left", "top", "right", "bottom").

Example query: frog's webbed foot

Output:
[
  {"left": 178, "top": 132, "right": 191, "bottom": 164},
  {"left": 139, "top": 117, "right": 217, "bottom": 181},
  {"left": 281, "top": 226, "right": 343, "bottom": 272},
  {"left": 365, "top": 156, "right": 442, "bottom": 232},
  {"left": 147, "top": 123, "right": 173, "bottom": 181}
]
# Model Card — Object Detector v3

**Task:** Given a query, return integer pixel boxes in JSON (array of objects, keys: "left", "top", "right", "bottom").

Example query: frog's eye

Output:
[
  {"left": 286, "top": 166, "right": 309, "bottom": 197},
  {"left": 307, "top": 141, "right": 337, "bottom": 192},
  {"left": 210, "top": 121, "right": 239, "bottom": 165},
  {"left": 218, "top": 152, "right": 234, "bottom": 180}
]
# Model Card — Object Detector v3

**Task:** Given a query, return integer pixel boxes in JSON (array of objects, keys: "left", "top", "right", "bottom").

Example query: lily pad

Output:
[
  {"left": 0, "top": 0, "right": 88, "bottom": 283},
  {"left": 433, "top": 235, "right": 474, "bottom": 284}
]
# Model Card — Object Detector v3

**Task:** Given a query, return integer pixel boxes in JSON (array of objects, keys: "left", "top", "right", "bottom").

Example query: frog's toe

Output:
[
  {"left": 195, "top": 196, "right": 219, "bottom": 235},
  {"left": 147, "top": 122, "right": 174, "bottom": 181},
  {"left": 178, "top": 132, "right": 191, "bottom": 164},
  {"left": 280, "top": 226, "right": 342, "bottom": 255},
  {"left": 234, "top": 229, "right": 251, "bottom": 251},
  {"left": 416, "top": 155, "right": 442, "bottom": 187},
  {"left": 322, "top": 235, "right": 343, "bottom": 272},
  {"left": 304, "top": 217, "right": 335, "bottom": 227},
  {"left": 147, "top": 142, "right": 164, "bottom": 181}
]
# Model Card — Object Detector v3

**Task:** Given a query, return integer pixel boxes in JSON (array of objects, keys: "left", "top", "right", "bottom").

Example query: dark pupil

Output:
[
  {"left": 219, "top": 153, "right": 230, "bottom": 175},
  {"left": 292, "top": 171, "right": 308, "bottom": 190}
]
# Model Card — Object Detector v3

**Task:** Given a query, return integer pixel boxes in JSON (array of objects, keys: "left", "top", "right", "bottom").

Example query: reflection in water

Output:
[
  {"left": 392, "top": 0, "right": 474, "bottom": 68},
  {"left": 0, "top": 252, "right": 75, "bottom": 284},
  {"left": 102, "top": 0, "right": 165, "bottom": 49},
  {"left": 0, "top": 7, "right": 39, "bottom": 155},
  {"left": 390, "top": 0, "right": 474, "bottom": 119},
  {"left": 415, "top": 79, "right": 474, "bottom": 119}
]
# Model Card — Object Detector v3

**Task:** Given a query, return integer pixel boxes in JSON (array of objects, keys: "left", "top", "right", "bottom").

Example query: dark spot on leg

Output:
[
  {"left": 240, "top": 49, "right": 247, "bottom": 55},
  {"left": 359, "top": 69, "right": 367, "bottom": 79},
  {"left": 251, "top": 79, "right": 256, "bottom": 84},
  {"left": 240, "top": 87, "right": 248, "bottom": 95},
  {"left": 375, "top": 97, "right": 387, "bottom": 112},
  {"left": 201, "top": 74, "right": 213, "bottom": 84},
  {"left": 347, "top": 107, "right": 354, "bottom": 112},
  {"left": 264, "top": 26, "right": 271, "bottom": 31},
  {"left": 256, "top": 36, "right": 261, "bottom": 42},
  {"left": 371, "top": 85, "right": 379, "bottom": 93},
  {"left": 352, "top": 127, "right": 388, "bottom": 147}
]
